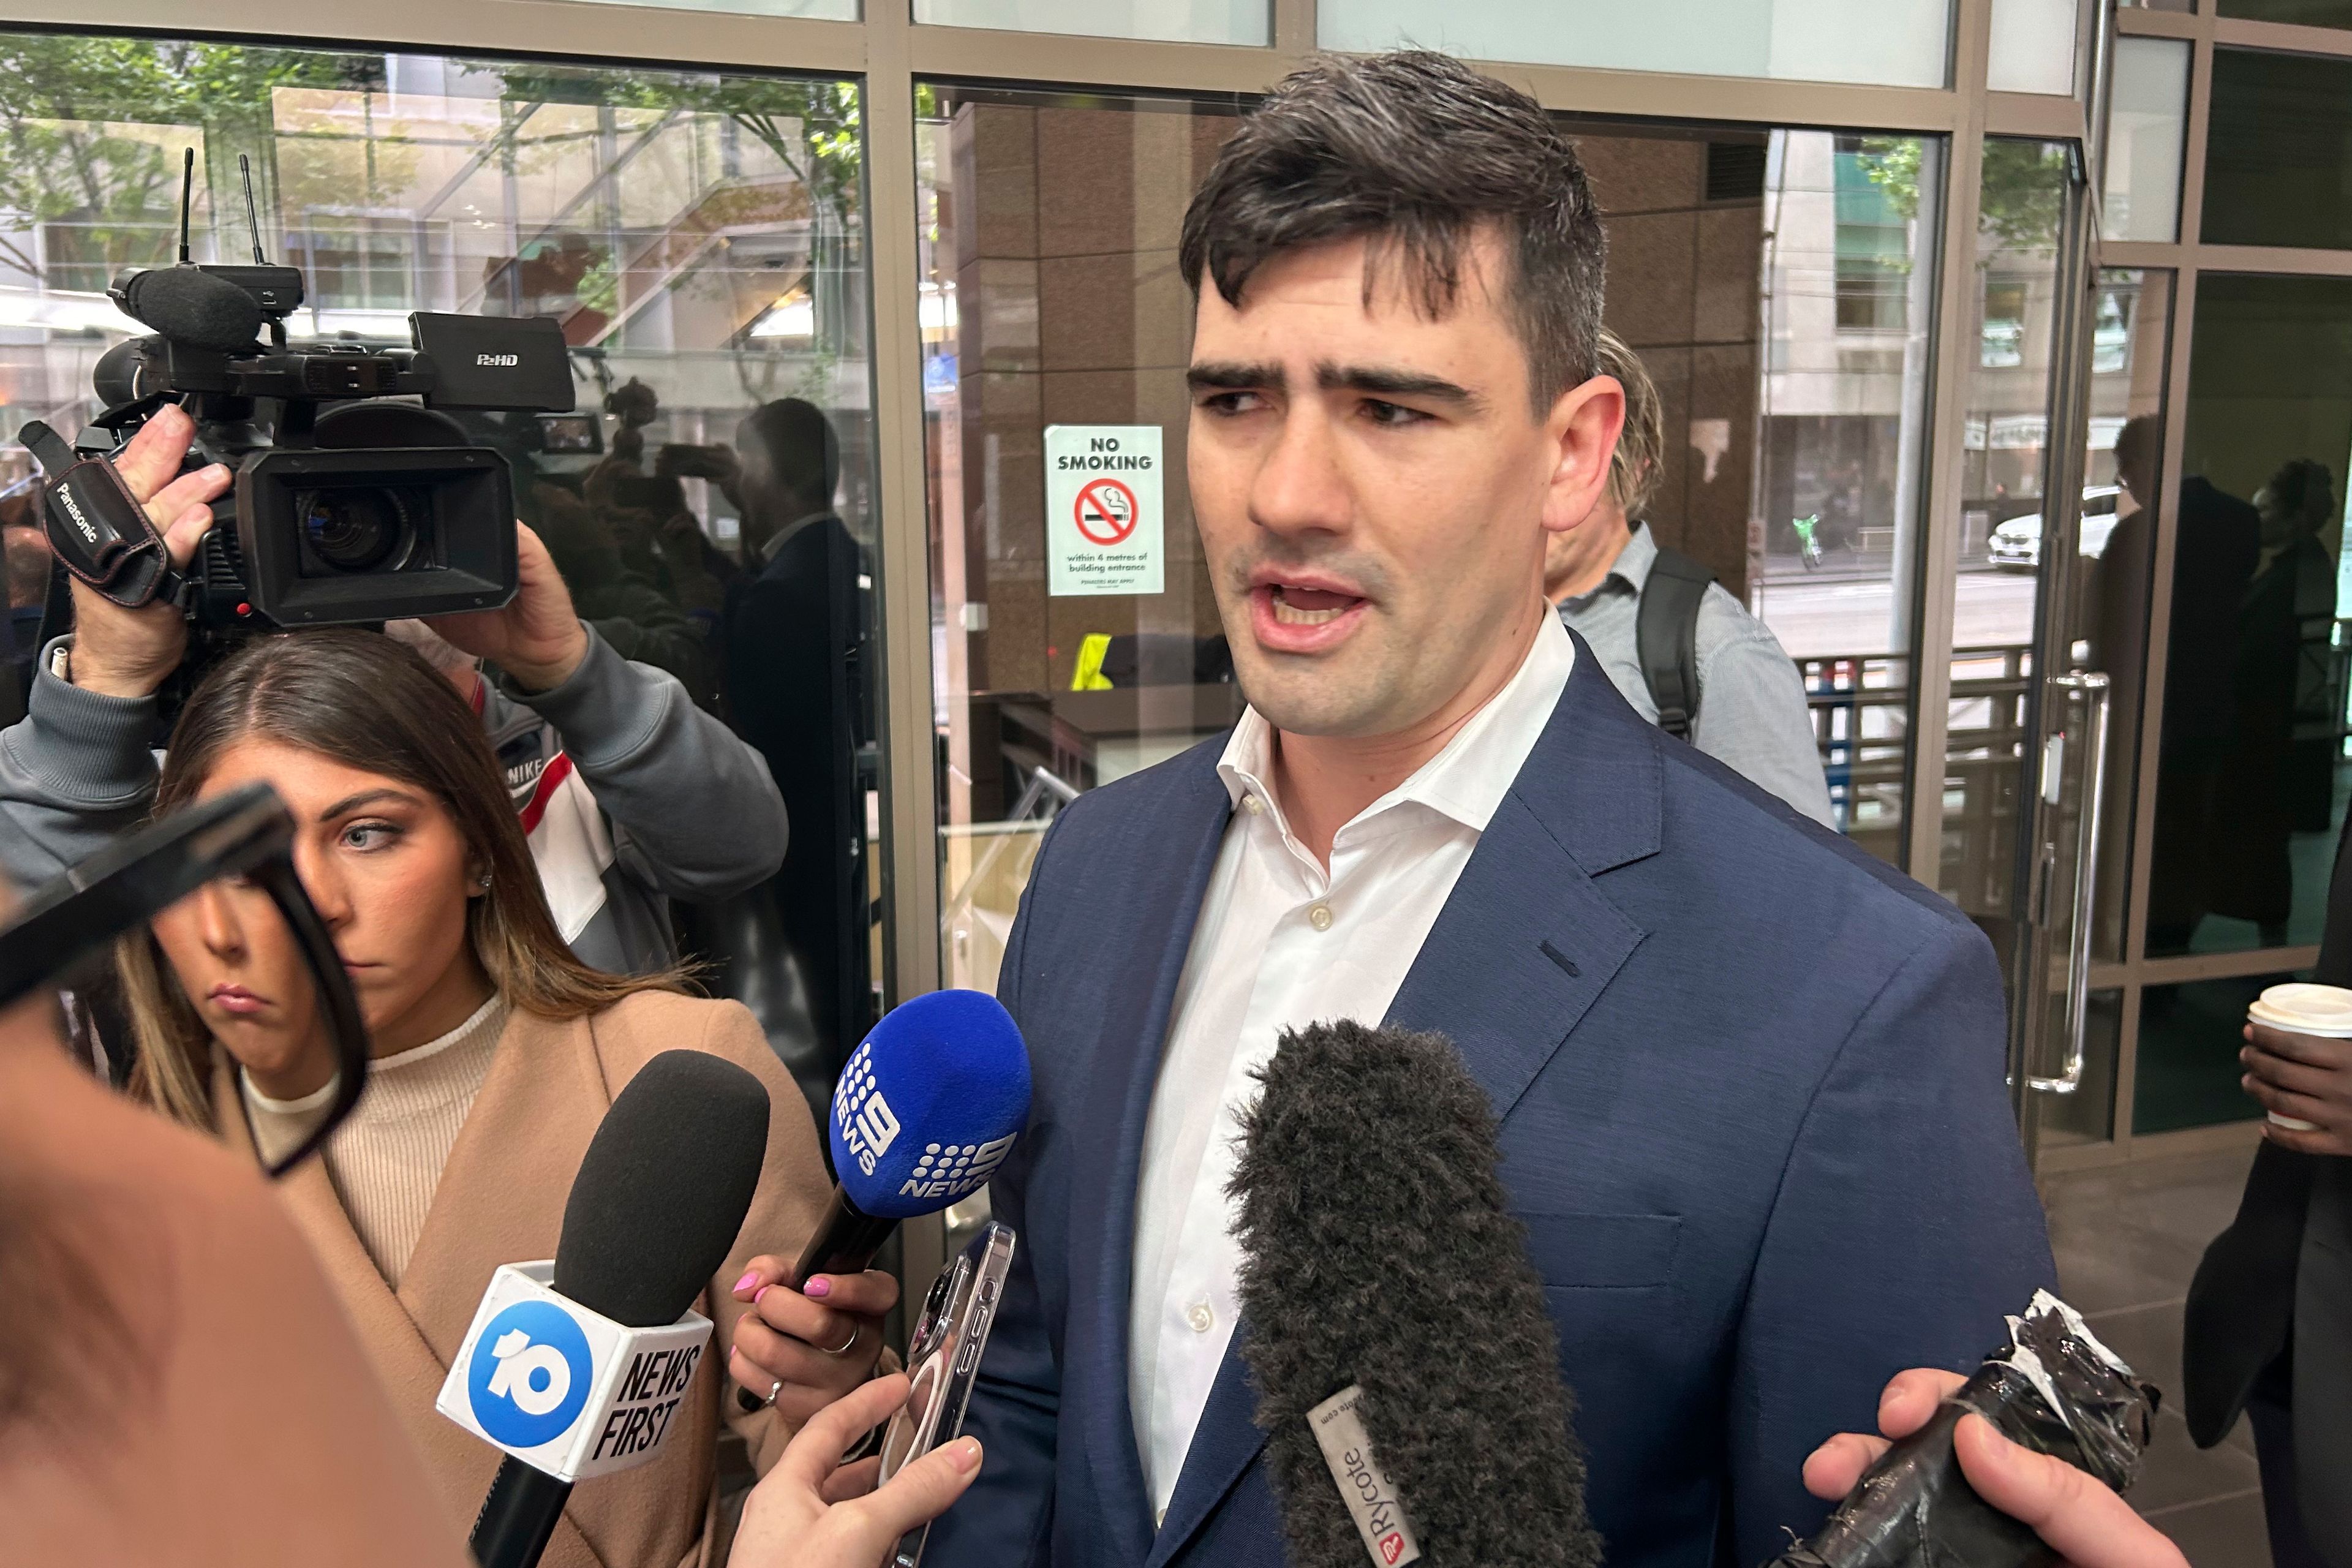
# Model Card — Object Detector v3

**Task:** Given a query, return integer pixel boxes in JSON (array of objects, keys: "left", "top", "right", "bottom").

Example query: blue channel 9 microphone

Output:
[
  {"left": 799, "top": 988, "right": 1031, "bottom": 1284},
  {"left": 461, "top": 1050, "right": 771, "bottom": 1568}
]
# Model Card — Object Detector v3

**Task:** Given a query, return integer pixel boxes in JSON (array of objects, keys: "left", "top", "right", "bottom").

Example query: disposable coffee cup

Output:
[{"left": 2246, "top": 983, "right": 2352, "bottom": 1131}]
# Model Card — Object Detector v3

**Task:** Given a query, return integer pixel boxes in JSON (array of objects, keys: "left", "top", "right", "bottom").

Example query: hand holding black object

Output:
[
  {"left": 43, "top": 404, "right": 232, "bottom": 698},
  {"left": 0, "top": 781, "right": 368, "bottom": 1178},
  {"left": 426, "top": 523, "right": 589, "bottom": 692},
  {"left": 1785, "top": 1296, "right": 2171, "bottom": 1568}
]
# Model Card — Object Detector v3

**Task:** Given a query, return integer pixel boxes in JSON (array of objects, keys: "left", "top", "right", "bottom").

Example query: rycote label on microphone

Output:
[{"left": 1309, "top": 1385, "right": 1422, "bottom": 1568}]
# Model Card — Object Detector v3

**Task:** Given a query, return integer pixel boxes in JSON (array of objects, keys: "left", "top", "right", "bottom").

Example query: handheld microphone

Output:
[
  {"left": 1229, "top": 1021, "right": 1603, "bottom": 1568},
  {"left": 452, "top": 1050, "right": 771, "bottom": 1568},
  {"left": 795, "top": 987, "right": 1031, "bottom": 1285},
  {"left": 110, "top": 265, "right": 265, "bottom": 355}
]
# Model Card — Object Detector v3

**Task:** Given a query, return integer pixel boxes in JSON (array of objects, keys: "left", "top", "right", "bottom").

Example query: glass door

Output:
[{"left": 2008, "top": 264, "right": 2174, "bottom": 1163}]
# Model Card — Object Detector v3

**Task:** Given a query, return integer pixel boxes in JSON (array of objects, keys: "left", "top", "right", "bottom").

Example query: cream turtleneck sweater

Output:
[{"left": 243, "top": 992, "right": 510, "bottom": 1286}]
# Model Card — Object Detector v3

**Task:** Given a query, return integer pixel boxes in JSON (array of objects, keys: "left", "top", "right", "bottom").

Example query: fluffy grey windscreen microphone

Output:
[{"left": 1229, "top": 1020, "right": 1604, "bottom": 1568}]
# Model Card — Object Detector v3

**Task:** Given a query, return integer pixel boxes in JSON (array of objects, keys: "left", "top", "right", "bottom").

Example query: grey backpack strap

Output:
[{"left": 1636, "top": 537, "right": 1714, "bottom": 741}]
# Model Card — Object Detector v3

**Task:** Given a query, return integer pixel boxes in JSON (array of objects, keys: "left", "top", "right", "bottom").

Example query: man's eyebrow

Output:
[
  {"left": 316, "top": 788, "right": 417, "bottom": 821},
  {"left": 1186, "top": 360, "right": 1284, "bottom": 393},
  {"left": 1316, "top": 363, "right": 1482, "bottom": 409}
]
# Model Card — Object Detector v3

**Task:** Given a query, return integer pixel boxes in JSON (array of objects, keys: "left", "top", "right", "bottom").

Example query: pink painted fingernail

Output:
[
  {"left": 734, "top": 1271, "right": 760, "bottom": 1294},
  {"left": 804, "top": 1276, "right": 832, "bottom": 1298},
  {"left": 753, "top": 1284, "right": 772, "bottom": 1305}
]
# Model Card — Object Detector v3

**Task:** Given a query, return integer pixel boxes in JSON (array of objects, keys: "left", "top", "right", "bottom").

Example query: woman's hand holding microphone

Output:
[{"left": 725, "top": 1256, "right": 900, "bottom": 1426}]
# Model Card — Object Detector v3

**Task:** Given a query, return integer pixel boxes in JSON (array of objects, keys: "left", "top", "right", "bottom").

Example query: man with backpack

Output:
[{"left": 1548, "top": 329, "right": 1833, "bottom": 824}]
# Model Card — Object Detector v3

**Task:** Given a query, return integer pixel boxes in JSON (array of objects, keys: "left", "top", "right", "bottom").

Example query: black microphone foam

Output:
[
  {"left": 118, "top": 266, "right": 262, "bottom": 354},
  {"left": 553, "top": 1049, "right": 771, "bottom": 1327},
  {"left": 1231, "top": 1020, "right": 1602, "bottom": 1568}
]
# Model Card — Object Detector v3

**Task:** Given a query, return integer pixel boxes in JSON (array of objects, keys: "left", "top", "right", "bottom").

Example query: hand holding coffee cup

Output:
[{"left": 2242, "top": 983, "right": 2352, "bottom": 1156}]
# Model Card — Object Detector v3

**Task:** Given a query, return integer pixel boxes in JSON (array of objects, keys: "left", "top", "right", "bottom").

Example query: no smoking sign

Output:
[{"left": 1046, "top": 425, "right": 1163, "bottom": 597}]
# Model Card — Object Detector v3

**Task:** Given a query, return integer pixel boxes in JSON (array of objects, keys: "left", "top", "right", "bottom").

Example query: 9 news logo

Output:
[{"left": 467, "top": 1300, "right": 594, "bottom": 1448}]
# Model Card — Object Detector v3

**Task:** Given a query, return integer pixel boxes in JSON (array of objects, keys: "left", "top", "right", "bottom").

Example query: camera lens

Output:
[{"left": 296, "top": 489, "right": 413, "bottom": 574}]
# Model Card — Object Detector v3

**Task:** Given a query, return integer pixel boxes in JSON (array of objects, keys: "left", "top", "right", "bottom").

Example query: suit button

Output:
[
  {"left": 1186, "top": 1302, "right": 1215, "bottom": 1333},
  {"left": 1307, "top": 903, "right": 1333, "bottom": 932}
]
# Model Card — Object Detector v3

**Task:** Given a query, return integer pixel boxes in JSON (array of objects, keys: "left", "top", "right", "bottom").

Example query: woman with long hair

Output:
[{"left": 112, "top": 626, "right": 886, "bottom": 1568}]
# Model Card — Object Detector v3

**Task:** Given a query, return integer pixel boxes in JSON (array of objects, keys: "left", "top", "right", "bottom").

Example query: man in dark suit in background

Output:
[
  {"left": 924, "top": 52, "right": 2054, "bottom": 1568},
  {"left": 719, "top": 398, "right": 873, "bottom": 1118}
]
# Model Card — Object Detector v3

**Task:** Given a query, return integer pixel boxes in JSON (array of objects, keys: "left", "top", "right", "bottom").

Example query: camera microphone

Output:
[
  {"left": 111, "top": 265, "right": 264, "bottom": 355},
  {"left": 458, "top": 1049, "right": 771, "bottom": 1568},
  {"left": 1230, "top": 1020, "right": 1603, "bottom": 1568}
]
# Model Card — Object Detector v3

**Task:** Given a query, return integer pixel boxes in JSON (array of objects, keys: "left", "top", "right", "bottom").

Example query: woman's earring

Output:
[{"left": 475, "top": 872, "right": 493, "bottom": 893}]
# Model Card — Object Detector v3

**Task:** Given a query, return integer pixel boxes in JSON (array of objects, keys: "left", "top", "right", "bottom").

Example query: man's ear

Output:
[{"left": 1540, "top": 374, "right": 1626, "bottom": 538}]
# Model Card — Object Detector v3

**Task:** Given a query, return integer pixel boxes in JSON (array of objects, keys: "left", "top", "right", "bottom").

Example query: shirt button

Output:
[
  {"left": 1307, "top": 902, "right": 1334, "bottom": 932},
  {"left": 1186, "top": 1302, "right": 1215, "bottom": 1333},
  {"left": 1242, "top": 794, "right": 1264, "bottom": 815}
]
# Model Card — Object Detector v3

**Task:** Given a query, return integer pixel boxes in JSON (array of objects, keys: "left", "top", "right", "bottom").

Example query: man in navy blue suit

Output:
[{"left": 925, "top": 52, "right": 2059, "bottom": 1568}]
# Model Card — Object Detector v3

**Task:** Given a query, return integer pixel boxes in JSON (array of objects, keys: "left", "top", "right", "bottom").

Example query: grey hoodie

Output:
[{"left": 0, "top": 625, "right": 788, "bottom": 976}]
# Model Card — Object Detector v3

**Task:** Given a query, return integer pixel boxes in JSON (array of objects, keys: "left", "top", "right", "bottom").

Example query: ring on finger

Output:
[
  {"left": 820, "top": 1320, "right": 862, "bottom": 1359},
  {"left": 764, "top": 1378, "right": 783, "bottom": 1408}
]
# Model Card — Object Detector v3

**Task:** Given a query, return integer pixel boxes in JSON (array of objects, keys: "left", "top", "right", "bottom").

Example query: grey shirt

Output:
[
  {"left": 0, "top": 624, "right": 789, "bottom": 974},
  {"left": 1558, "top": 525, "right": 1836, "bottom": 827}
]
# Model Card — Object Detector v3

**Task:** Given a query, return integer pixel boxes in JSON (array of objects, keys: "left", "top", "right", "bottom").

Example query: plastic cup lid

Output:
[{"left": 2250, "top": 982, "right": 2352, "bottom": 1035}]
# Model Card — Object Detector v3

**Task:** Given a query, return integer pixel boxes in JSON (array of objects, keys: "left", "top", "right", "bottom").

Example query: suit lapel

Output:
[
  {"left": 1147, "top": 635, "right": 1659, "bottom": 1566},
  {"left": 1065, "top": 748, "right": 1238, "bottom": 1558}
]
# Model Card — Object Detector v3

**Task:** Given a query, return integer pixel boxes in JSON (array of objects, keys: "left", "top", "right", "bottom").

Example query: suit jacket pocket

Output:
[{"left": 1515, "top": 1212, "right": 1683, "bottom": 1290}]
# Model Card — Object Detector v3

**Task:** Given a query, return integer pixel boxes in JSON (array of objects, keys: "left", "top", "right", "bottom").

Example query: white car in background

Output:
[{"left": 1988, "top": 486, "right": 2125, "bottom": 571}]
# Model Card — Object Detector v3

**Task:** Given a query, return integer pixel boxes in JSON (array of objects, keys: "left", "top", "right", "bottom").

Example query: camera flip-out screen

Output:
[
  {"left": 412, "top": 312, "right": 575, "bottom": 412},
  {"left": 235, "top": 447, "right": 518, "bottom": 625}
]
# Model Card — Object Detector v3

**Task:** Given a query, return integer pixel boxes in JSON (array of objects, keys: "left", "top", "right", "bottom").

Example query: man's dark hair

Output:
[{"left": 1179, "top": 51, "right": 1607, "bottom": 410}]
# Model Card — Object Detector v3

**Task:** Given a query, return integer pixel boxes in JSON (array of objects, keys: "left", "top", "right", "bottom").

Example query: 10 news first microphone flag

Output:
[
  {"left": 437, "top": 1262, "right": 712, "bottom": 1484},
  {"left": 439, "top": 989, "right": 1033, "bottom": 1491}
]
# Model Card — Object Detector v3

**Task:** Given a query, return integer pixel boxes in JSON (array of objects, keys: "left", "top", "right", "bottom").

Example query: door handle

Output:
[{"left": 2032, "top": 671, "right": 2112, "bottom": 1095}]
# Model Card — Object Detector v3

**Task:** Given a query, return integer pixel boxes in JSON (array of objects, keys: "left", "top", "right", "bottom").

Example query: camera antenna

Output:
[
  {"left": 176, "top": 148, "right": 194, "bottom": 264},
  {"left": 238, "top": 154, "right": 267, "bottom": 264}
]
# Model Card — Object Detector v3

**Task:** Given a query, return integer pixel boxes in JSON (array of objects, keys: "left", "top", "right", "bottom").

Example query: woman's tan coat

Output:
[{"left": 211, "top": 990, "right": 829, "bottom": 1568}]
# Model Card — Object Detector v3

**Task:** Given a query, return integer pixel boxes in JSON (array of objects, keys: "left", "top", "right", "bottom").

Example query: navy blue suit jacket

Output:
[{"left": 927, "top": 637, "right": 2056, "bottom": 1568}]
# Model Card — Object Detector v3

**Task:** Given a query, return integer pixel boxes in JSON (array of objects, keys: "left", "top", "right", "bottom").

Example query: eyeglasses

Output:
[{"left": 0, "top": 782, "right": 368, "bottom": 1178}]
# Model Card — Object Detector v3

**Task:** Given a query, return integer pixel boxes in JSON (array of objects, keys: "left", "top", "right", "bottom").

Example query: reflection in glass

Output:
[
  {"left": 917, "top": 0, "right": 1267, "bottom": 43},
  {"left": 2146, "top": 274, "right": 2352, "bottom": 959},
  {"left": 2102, "top": 37, "right": 2188, "bottom": 244},
  {"left": 0, "top": 34, "right": 882, "bottom": 1121},
  {"left": 2038, "top": 987, "right": 2120, "bottom": 1147},
  {"left": 2203, "top": 48, "right": 2352, "bottom": 251},
  {"left": 2136, "top": 970, "right": 2303, "bottom": 1133},
  {"left": 1939, "top": 139, "right": 2071, "bottom": 920},
  {"left": 2217, "top": 0, "right": 2352, "bottom": 24},
  {"left": 1988, "top": 0, "right": 2080, "bottom": 96},
  {"left": 1751, "top": 133, "right": 1944, "bottom": 868},
  {"left": 2079, "top": 270, "right": 2172, "bottom": 962},
  {"left": 920, "top": 87, "right": 1245, "bottom": 993},
  {"left": 1319, "top": 0, "right": 1951, "bottom": 87}
]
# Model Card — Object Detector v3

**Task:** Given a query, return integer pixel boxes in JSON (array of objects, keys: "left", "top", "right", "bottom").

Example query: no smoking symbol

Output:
[{"left": 1074, "top": 477, "right": 1139, "bottom": 545}]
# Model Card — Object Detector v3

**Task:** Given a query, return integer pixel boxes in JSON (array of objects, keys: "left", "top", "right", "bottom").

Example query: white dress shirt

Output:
[{"left": 1126, "top": 611, "right": 1575, "bottom": 1523}]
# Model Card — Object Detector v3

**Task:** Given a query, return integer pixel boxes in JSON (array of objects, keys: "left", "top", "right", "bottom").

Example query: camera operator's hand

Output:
[
  {"left": 64, "top": 404, "right": 232, "bottom": 700},
  {"left": 426, "top": 522, "right": 589, "bottom": 693},
  {"left": 1804, "top": 1368, "right": 2188, "bottom": 1568},
  {"left": 730, "top": 1373, "right": 981, "bottom": 1568}
]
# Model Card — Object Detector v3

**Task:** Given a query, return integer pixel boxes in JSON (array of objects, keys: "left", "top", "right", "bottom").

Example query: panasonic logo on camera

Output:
[
  {"left": 54, "top": 487, "right": 99, "bottom": 545},
  {"left": 475, "top": 352, "right": 521, "bottom": 368}
]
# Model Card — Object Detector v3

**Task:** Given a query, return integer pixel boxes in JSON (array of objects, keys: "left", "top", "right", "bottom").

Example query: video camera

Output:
[{"left": 26, "top": 151, "right": 573, "bottom": 630}]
